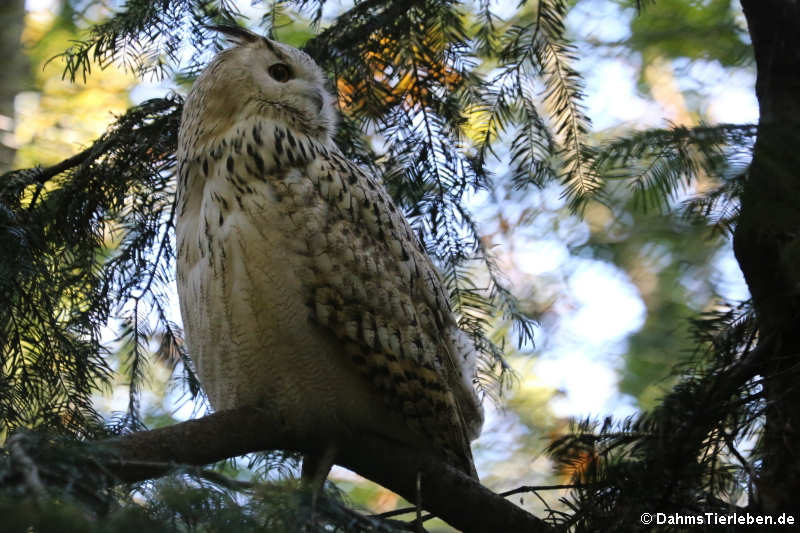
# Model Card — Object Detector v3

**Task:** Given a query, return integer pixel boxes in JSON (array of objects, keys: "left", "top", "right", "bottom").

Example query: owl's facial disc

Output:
[
  {"left": 203, "top": 33, "right": 338, "bottom": 140},
  {"left": 263, "top": 60, "right": 324, "bottom": 113},
  {"left": 245, "top": 47, "right": 334, "bottom": 138},
  {"left": 256, "top": 63, "right": 322, "bottom": 117}
]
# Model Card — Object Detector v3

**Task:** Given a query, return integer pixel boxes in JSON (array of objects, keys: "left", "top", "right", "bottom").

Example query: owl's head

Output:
[{"left": 188, "top": 26, "right": 337, "bottom": 144}]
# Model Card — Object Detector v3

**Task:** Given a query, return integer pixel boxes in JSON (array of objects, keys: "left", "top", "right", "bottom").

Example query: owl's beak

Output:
[{"left": 306, "top": 88, "right": 324, "bottom": 113}]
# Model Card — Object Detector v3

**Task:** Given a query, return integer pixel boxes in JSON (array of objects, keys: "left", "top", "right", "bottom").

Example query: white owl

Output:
[{"left": 175, "top": 25, "right": 483, "bottom": 486}]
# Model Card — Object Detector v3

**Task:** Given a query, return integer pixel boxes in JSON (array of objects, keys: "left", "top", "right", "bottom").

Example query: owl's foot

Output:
[{"left": 300, "top": 444, "right": 338, "bottom": 515}]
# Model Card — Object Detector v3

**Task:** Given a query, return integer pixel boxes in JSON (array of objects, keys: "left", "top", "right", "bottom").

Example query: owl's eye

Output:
[{"left": 268, "top": 63, "right": 292, "bottom": 82}]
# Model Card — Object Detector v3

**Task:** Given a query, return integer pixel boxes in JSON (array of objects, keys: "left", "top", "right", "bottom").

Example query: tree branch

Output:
[
  {"left": 19, "top": 139, "right": 111, "bottom": 186},
  {"left": 101, "top": 406, "right": 552, "bottom": 532}
]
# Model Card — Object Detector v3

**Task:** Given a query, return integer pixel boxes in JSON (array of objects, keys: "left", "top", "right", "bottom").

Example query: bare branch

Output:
[{"left": 100, "top": 407, "right": 552, "bottom": 532}]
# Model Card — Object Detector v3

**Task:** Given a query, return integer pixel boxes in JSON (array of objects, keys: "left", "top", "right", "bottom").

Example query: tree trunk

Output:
[
  {"left": 735, "top": 0, "right": 800, "bottom": 514},
  {"left": 0, "top": 0, "right": 27, "bottom": 173}
]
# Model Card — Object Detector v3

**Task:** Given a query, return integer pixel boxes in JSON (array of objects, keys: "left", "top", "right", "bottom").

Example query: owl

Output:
[{"left": 175, "top": 25, "right": 484, "bottom": 486}]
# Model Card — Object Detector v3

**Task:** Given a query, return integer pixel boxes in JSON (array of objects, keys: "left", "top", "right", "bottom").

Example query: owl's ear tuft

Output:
[{"left": 206, "top": 25, "right": 260, "bottom": 46}]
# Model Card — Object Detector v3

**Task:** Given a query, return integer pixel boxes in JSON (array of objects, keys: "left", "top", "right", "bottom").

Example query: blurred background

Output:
[{"left": 2, "top": 0, "right": 755, "bottom": 527}]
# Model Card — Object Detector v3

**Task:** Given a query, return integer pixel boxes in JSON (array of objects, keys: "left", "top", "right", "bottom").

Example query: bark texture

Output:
[{"left": 736, "top": 0, "right": 800, "bottom": 514}]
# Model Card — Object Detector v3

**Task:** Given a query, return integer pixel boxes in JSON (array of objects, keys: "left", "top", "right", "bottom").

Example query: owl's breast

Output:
[{"left": 175, "top": 156, "right": 409, "bottom": 442}]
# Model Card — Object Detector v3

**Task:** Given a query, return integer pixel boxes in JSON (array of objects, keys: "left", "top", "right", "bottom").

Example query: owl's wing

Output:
[{"left": 278, "top": 136, "right": 480, "bottom": 477}]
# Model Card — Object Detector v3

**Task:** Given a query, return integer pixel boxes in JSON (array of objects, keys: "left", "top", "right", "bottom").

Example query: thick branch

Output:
[{"left": 103, "top": 407, "right": 551, "bottom": 533}]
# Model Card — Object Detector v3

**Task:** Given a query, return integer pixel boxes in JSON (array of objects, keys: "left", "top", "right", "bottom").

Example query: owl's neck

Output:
[
  {"left": 250, "top": 99, "right": 333, "bottom": 142},
  {"left": 178, "top": 114, "right": 336, "bottom": 189}
]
